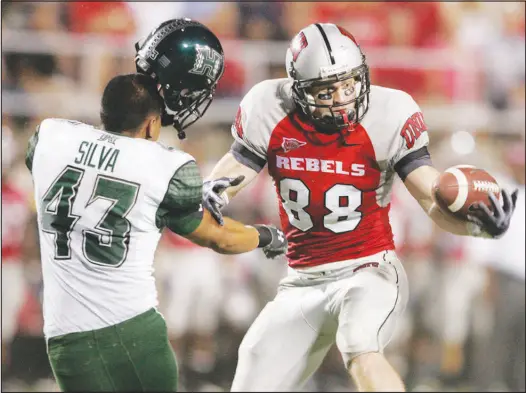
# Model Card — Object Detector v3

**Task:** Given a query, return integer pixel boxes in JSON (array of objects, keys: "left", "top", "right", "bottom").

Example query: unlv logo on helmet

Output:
[
  {"left": 290, "top": 32, "right": 308, "bottom": 62},
  {"left": 189, "top": 44, "right": 223, "bottom": 80},
  {"left": 282, "top": 137, "right": 307, "bottom": 153},
  {"left": 337, "top": 26, "right": 358, "bottom": 45}
]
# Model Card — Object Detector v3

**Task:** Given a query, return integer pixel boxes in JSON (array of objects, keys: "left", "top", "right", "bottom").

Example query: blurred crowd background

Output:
[{"left": 1, "top": 2, "right": 525, "bottom": 392}]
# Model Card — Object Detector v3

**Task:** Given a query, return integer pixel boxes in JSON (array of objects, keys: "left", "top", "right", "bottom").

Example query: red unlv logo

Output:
[
  {"left": 337, "top": 26, "right": 358, "bottom": 45},
  {"left": 400, "top": 112, "right": 427, "bottom": 149},
  {"left": 234, "top": 107, "right": 244, "bottom": 138},
  {"left": 290, "top": 32, "right": 308, "bottom": 62}
]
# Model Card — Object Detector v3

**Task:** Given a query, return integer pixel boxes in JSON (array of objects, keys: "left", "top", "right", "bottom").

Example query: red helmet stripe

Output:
[
  {"left": 290, "top": 32, "right": 309, "bottom": 62},
  {"left": 337, "top": 26, "right": 358, "bottom": 45}
]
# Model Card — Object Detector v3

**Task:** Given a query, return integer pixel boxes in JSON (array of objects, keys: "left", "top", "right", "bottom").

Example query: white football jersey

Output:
[
  {"left": 30, "top": 118, "right": 197, "bottom": 338},
  {"left": 230, "top": 79, "right": 430, "bottom": 267}
]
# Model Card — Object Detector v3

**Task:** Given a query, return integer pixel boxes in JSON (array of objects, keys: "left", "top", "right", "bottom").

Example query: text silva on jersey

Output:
[{"left": 74, "top": 140, "right": 120, "bottom": 173}]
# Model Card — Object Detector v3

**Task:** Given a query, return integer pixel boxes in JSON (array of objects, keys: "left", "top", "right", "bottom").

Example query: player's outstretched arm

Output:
[
  {"left": 404, "top": 165, "right": 518, "bottom": 238},
  {"left": 159, "top": 160, "right": 285, "bottom": 256},
  {"left": 183, "top": 209, "right": 286, "bottom": 256},
  {"left": 203, "top": 152, "right": 259, "bottom": 225},
  {"left": 404, "top": 165, "right": 480, "bottom": 236}
]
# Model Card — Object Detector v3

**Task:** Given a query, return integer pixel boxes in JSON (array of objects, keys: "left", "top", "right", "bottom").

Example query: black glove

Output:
[
  {"left": 466, "top": 189, "right": 518, "bottom": 239},
  {"left": 254, "top": 224, "right": 288, "bottom": 259},
  {"left": 202, "top": 175, "right": 245, "bottom": 226}
]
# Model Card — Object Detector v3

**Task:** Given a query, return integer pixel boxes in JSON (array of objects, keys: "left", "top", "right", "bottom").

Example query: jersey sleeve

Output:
[
  {"left": 155, "top": 160, "right": 204, "bottom": 235},
  {"left": 26, "top": 118, "right": 60, "bottom": 173},
  {"left": 25, "top": 124, "right": 41, "bottom": 173},
  {"left": 229, "top": 82, "right": 272, "bottom": 172},
  {"left": 388, "top": 92, "right": 432, "bottom": 181}
]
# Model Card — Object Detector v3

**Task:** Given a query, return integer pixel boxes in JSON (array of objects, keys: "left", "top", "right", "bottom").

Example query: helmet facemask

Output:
[
  {"left": 291, "top": 58, "right": 371, "bottom": 134},
  {"left": 161, "top": 85, "right": 217, "bottom": 138}
]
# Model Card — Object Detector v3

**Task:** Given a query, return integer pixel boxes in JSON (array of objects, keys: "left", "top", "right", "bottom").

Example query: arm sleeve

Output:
[
  {"left": 230, "top": 139, "right": 267, "bottom": 173},
  {"left": 388, "top": 92, "right": 432, "bottom": 179},
  {"left": 229, "top": 83, "right": 272, "bottom": 172},
  {"left": 394, "top": 146, "right": 433, "bottom": 181},
  {"left": 155, "top": 160, "right": 205, "bottom": 235}
]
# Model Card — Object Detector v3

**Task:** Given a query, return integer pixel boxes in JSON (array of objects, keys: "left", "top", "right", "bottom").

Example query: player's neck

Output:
[
  {"left": 101, "top": 128, "right": 143, "bottom": 140},
  {"left": 120, "top": 130, "right": 141, "bottom": 139}
]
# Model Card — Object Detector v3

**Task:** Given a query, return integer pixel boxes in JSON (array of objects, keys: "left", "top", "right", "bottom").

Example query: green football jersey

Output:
[{"left": 27, "top": 118, "right": 204, "bottom": 338}]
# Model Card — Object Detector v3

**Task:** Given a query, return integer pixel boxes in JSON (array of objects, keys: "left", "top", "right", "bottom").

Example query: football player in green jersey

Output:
[{"left": 26, "top": 19, "right": 286, "bottom": 392}]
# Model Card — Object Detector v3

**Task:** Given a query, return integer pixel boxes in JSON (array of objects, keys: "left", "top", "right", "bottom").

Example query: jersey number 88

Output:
[{"left": 279, "top": 178, "right": 363, "bottom": 233}]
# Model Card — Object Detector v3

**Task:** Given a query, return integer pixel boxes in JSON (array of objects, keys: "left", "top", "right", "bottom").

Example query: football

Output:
[{"left": 432, "top": 165, "right": 501, "bottom": 220}]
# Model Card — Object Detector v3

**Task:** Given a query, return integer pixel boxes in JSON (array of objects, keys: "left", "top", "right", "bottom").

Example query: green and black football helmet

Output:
[{"left": 135, "top": 18, "right": 225, "bottom": 139}]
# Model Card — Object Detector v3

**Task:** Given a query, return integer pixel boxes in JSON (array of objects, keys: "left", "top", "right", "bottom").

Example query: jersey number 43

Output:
[{"left": 41, "top": 166, "right": 139, "bottom": 267}]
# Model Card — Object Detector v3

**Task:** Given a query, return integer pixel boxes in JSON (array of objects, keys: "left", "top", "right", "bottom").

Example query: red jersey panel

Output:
[{"left": 267, "top": 116, "right": 394, "bottom": 267}]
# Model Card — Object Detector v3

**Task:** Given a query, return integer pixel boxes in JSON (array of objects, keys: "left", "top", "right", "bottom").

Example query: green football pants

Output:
[{"left": 47, "top": 308, "right": 178, "bottom": 392}]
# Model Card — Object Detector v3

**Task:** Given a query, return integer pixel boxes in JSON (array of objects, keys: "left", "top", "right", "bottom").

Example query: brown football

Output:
[{"left": 432, "top": 165, "right": 501, "bottom": 220}]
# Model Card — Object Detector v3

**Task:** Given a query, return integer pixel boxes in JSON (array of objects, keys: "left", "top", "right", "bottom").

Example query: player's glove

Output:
[
  {"left": 253, "top": 224, "right": 288, "bottom": 259},
  {"left": 466, "top": 189, "right": 518, "bottom": 239},
  {"left": 202, "top": 175, "right": 245, "bottom": 226}
]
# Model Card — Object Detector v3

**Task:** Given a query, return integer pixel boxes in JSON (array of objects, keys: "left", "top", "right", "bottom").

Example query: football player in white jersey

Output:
[
  {"left": 202, "top": 23, "right": 519, "bottom": 391},
  {"left": 25, "top": 19, "right": 286, "bottom": 392}
]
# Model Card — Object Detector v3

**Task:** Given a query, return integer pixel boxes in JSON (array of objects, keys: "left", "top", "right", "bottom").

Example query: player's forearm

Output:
[
  {"left": 206, "top": 152, "right": 258, "bottom": 201},
  {"left": 184, "top": 209, "right": 261, "bottom": 254},
  {"left": 425, "top": 201, "right": 471, "bottom": 236},
  {"left": 210, "top": 217, "right": 260, "bottom": 254},
  {"left": 405, "top": 165, "right": 471, "bottom": 236}
]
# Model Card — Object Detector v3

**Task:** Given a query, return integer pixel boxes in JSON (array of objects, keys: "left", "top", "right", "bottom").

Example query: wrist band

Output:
[{"left": 253, "top": 225, "right": 272, "bottom": 248}]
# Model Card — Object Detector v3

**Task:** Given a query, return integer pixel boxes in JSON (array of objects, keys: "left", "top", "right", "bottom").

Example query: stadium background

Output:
[{"left": 1, "top": 2, "right": 524, "bottom": 392}]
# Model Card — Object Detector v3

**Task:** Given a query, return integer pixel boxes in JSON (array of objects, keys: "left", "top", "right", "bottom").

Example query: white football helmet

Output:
[{"left": 285, "top": 23, "right": 370, "bottom": 133}]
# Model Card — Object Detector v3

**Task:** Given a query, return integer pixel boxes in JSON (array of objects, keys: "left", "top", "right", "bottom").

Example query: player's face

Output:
[{"left": 307, "top": 78, "right": 359, "bottom": 117}]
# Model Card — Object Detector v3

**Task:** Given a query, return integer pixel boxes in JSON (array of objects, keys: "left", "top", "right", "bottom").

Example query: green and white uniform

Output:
[{"left": 27, "top": 118, "right": 203, "bottom": 339}]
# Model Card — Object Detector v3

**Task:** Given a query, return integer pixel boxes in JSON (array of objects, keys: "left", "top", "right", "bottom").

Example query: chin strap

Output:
[
  {"left": 173, "top": 120, "right": 186, "bottom": 140},
  {"left": 160, "top": 108, "right": 187, "bottom": 139},
  {"left": 176, "top": 129, "right": 186, "bottom": 140}
]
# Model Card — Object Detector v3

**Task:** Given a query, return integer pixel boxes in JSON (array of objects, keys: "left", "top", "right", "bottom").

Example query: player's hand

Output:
[
  {"left": 254, "top": 224, "right": 288, "bottom": 259},
  {"left": 466, "top": 189, "right": 518, "bottom": 238},
  {"left": 202, "top": 175, "right": 245, "bottom": 226}
]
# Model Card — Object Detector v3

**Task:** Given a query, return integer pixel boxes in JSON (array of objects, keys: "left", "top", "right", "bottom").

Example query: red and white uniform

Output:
[
  {"left": 2, "top": 182, "right": 31, "bottom": 341},
  {"left": 229, "top": 78, "right": 430, "bottom": 391},
  {"left": 232, "top": 79, "right": 429, "bottom": 268}
]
